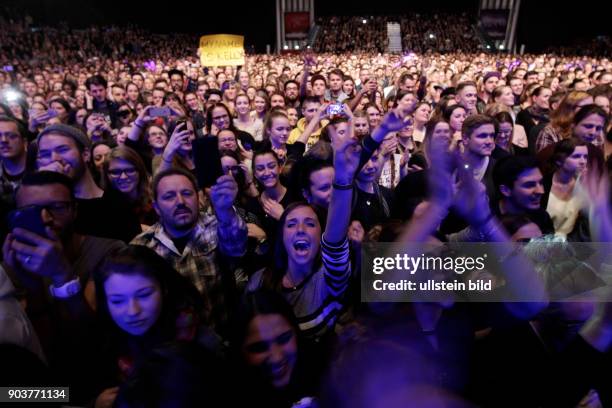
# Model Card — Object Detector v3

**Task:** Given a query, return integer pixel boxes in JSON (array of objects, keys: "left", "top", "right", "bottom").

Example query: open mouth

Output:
[{"left": 292, "top": 239, "right": 311, "bottom": 255}]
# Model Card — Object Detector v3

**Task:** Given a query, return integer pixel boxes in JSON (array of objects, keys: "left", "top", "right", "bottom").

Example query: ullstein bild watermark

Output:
[{"left": 361, "top": 242, "right": 612, "bottom": 303}]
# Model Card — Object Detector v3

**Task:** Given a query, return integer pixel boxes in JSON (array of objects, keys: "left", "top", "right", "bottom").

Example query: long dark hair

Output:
[
  {"left": 102, "top": 146, "right": 152, "bottom": 207},
  {"left": 231, "top": 289, "right": 300, "bottom": 351},
  {"left": 205, "top": 102, "right": 236, "bottom": 134},
  {"left": 261, "top": 202, "right": 324, "bottom": 290},
  {"left": 95, "top": 245, "right": 203, "bottom": 343}
]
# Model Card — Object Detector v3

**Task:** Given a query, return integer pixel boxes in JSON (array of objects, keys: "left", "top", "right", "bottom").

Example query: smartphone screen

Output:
[
  {"left": 192, "top": 137, "right": 224, "bottom": 189},
  {"left": 149, "top": 107, "right": 171, "bottom": 117},
  {"left": 327, "top": 104, "right": 344, "bottom": 117},
  {"left": 7, "top": 206, "right": 48, "bottom": 238}
]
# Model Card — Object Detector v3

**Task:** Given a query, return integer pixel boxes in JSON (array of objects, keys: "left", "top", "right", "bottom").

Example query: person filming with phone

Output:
[{"left": 2, "top": 171, "right": 125, "bottom": 404}]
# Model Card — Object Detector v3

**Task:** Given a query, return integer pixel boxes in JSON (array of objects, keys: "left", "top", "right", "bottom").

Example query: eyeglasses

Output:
[
  {"left": 117, "top": 110, "right": 131, "bottom": 118},
  {"left": 0, "top": 132, "right": 21, "bottom": 140},
  {"left": 213, "top": 114, "right": 230, "bottom": 121},
  {"left": 15, "top": 202, "right": 74, "bottom": 218},
  {"left": 108, "top": 167, "right": 138, "bottom": 178}
]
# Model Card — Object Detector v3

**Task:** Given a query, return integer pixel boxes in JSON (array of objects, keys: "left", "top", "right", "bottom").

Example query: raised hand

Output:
[
  {"left": 426, "top": 137, "right": 456, "bottom": 209},
  {"left": 303, "top": 50, "right": 316, "bottom": 69},
  {"left": 210, "top": 174, "right": 239, "bottom": 222},
  {"left": 134, "top": 106, "right": 157, "bottom": 127},
  {"left": 237, "top": 140, "right": 253, "bottom": 161},
  {"left": 366, "top": 78, "right": 378, "bottom": 94},
  {"left": 379, "top": 110, "right": 413, "bottom": 133},
  {"left": 4, "top": 226, "right": 73, "bottom": 286},
  {"left": 348, "top": 220, "right": 365, "bottom": 244},
  {"left": 451, "top": 162, "right": 491, "bottom": 226},
  {"left": 163, "top": 122, "right": 191, "bottom": 160},
  {"left": 379, "top": 133, "right": 398, "bottom": 157},
  {"left": 29, "top": 110, "right": 51, "bottom": 130},
  {"left": 329, "top": 120, "right": 361, "bottom": 184}
]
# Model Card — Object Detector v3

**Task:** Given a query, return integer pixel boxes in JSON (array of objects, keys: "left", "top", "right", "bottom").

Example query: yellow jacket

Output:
[{"left": 287, "top": 117, "right": 329, "bottom": 150}]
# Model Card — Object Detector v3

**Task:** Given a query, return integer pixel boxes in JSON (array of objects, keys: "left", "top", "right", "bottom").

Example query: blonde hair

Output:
[{"left": 484, "top": 103, "right": 512, "bottom": 117}]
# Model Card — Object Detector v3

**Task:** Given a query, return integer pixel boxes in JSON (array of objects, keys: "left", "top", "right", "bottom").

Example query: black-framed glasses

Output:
[
  {"left": 13, "top": 202, "right": 74, "bottom": 218},
  {"left": 108, "top": 167, "right": 138, "bottom": 178}
]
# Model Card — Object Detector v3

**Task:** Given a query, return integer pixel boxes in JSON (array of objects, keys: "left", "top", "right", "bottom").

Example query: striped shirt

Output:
[{"left": 247, "top": 236, "right": 351, "bottom": 339}]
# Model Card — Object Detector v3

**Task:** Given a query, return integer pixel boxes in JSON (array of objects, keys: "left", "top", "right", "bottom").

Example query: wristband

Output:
[
  {"left": 49, "top": 278, "right": 81, "bottom": 299},
  {"left": 134, "top": 121, "right": 145, "bottom": 129},
  {"left": 162, "top": 154, "right": 173, "bottom": 164},
  {"left": 333, "top": 181, "right": 353, "bottom": 190}
]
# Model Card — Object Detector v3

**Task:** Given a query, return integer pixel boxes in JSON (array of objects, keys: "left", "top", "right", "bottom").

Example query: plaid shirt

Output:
[
  {"left": 535, "top": 123, "right": 560, "bottom": 153},
  {"left": 131, "top": 207, "right": 247, "bottom": 329}
]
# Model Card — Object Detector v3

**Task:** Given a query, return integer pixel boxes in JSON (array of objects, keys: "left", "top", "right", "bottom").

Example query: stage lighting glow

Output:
[
  {"left": 2, "top": 89, "right": 21, "bottom": 102},
  {"left": 362, "top": 19, "right": 367, "bottom": 24}
]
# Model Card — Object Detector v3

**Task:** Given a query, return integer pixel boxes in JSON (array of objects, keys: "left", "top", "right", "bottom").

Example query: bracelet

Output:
[
  {"left": 333, "top": 181, "right": 353, "bottom": 190},
  {"left": 134, "top": 121, "right": 145, "bottom": 129}
]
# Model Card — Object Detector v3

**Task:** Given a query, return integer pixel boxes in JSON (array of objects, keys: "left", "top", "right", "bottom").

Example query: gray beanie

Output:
[{"left": 36, "top": 124, "right": 91, "bottom": 151}]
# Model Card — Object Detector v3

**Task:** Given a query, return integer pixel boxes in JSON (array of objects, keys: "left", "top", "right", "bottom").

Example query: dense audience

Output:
[
  {"left": 1, "top": 10, "right": 612, "bottom": 408},
  {"left": 314, "top": 13, "right": 481, "bottom": 53}
]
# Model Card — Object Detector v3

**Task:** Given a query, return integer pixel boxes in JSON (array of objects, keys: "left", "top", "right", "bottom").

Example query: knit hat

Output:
[
  {"left": 483, "top": 71, "right": 501, "bottom": 83},
  {"left": 36, "top": 124, "right": 91, "bottom": 151}
]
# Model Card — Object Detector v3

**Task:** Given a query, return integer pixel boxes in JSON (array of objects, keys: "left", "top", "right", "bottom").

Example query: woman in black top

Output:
[
  {"left": 516, "top": 86, "right": 552, "bottom": 137},
  {"left": 247, "top": 147, "right": 292, "bottom": 260},
  {"left": 204, "top": 102, "right": 256, "bottom": 151}
]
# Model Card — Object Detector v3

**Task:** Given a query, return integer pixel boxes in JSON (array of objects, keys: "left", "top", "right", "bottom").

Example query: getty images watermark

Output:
[{"left": 361, "top": 242, "right": 612, "bottom": 303}]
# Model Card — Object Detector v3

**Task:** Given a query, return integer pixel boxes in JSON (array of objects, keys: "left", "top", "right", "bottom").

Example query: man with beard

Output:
[
  {"left": 0, "top": 116, "right": 27, "bottom": 210},
  {"left": 131, "top": 167, "right": 247, "bottom": 331},
  {"left": 36, "top": 124, "right": 141, "bottom": 242},
  {"left": 284, "top": 80, "right": 301, "bottom": 109},
  {"left": 477, "top": 71, "right": 500, "bottom": 112},
  {"left": 2, "top": 171, "right": 124, "bottom": 404}
]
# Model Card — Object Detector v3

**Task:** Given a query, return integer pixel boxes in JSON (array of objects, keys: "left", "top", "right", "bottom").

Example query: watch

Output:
[{"left": 49, "top": 278, "right": 81, "bottom": 299}]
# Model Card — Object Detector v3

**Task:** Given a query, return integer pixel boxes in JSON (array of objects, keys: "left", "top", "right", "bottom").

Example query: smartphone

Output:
[
  {"left": 149, "top": 106, "right": 172, "bottom": 118},
  {"left": 192, "top": 137, "right": 224, "bottom": 189},
  {"left": 326, "top": 104, "right": 344, "bottom": 117},
  {"left": 8, "top": 206, "right": 48, "bottom": 238},
  {"left": 3, "top": 65, "right": 13, "bottom": 72}
]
